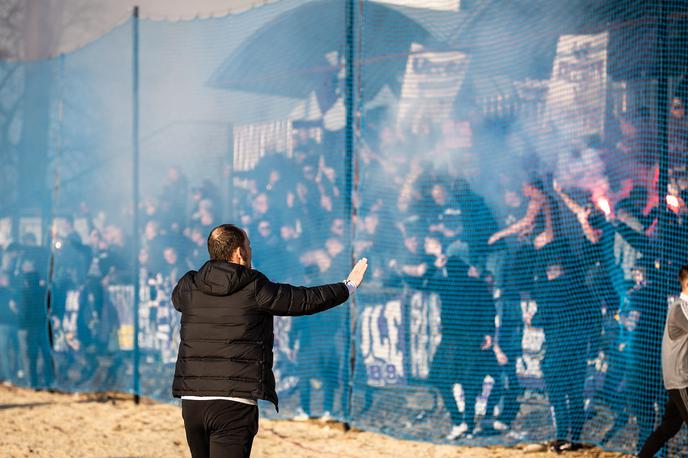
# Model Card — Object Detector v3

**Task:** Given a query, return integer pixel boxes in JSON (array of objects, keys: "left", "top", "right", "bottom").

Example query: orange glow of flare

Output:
[
  {"left": 596, "top": 197, "right": 612, "bottom": 216},
  {"left": 667, "top": 194, "right": 681, "bottom": 213}
]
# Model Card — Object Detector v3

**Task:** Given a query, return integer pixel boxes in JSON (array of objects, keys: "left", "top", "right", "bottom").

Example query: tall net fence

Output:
[{"left": 1, "top": 0, "right": 688, "bottom": 454}]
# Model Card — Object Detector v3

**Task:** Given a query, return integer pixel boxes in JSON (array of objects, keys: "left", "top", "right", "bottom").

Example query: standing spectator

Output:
[
  {"left": 1, "top": 242, "right": 21, "bottom": 283},
  {"left": 485, "top": 256, "right": 525, "bottom": 435},
  {"left": 488, "top": 176, "right": 560, "bottom": 317},
  {"left": 532, "top": 249, "right": 599, "bottom": 452},
  {"left": 669, "top": 80, "right": 688, "bottom": 167},
  {"left": 53, "top": 217, "right": 90, "bottom": 284},
  {"left": 186, "top": 226, "right": 209, "bottom": 268},
  {"left": 611, "top": 108, "right": 656, "bottom": 188},
  {"left": 143, "top": 220, "right": 164, "bottom": 273},
  {"left": 18, "top": 261, "right": 53, "bottom": 388},
  {"left": 602, "top": 260, "right": 665, "bottom": 450},
  {"left": 612, "top": 187, "right": 650, "bottom": 299},
  {"left": 488, "top": 177, "right": 556, "bottom": 251},
  {"left": 387, "top": 218, "right": 438, "bottom": 290},
  {"left": 353, "top": 198, "right": 395, "bottom": 284},
  {"left": 411, "top": 173, "right": 459, "bottom": 246},
  {"left": 161, "top": 244, "right": 184, "bottom": 287},
  {"left": 293, "top": 248, "right": 349, "bottom": 422},
  {"left": 159, "top": 166, "right": 189, "bottom": 231},
  {"left": 78, "top": 256, "right": 106, "bottom": 383},
  {"left": 192, "top": 199, "right": 217, "bottom": 236},
  {"left": 636, "top": 265, "right": 688, "bottom": 457},
  {"left": 429, "top": 256, "right": 497, "bottom": 440},
  {"left": 0, "top": 272, "right": 18, "bottom": 381},
  {"left": 453, "top": 178, "right": 499, "bottom": 272}
]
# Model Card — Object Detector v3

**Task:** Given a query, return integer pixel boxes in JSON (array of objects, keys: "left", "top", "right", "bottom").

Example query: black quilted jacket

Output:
[{"left": 171, "top": 260, "right": 349, "bottom": 410}]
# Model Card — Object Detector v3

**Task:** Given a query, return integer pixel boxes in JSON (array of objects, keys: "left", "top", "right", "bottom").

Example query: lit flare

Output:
[{"left": 596, "top": 197, "right": 612, "bottom": 216}]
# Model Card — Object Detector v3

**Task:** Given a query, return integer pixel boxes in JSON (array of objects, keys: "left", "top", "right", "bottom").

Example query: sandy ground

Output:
[{"left": 0, "top": 384, "right": 631, "bottom": 458}]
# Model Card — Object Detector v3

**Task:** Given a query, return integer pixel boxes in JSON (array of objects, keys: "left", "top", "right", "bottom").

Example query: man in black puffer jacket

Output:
[{"left": 172, "top": 223, "right": 368, "bottom": 458}]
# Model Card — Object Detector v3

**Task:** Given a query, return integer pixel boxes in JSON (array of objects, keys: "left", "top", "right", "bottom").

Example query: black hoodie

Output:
[{"left": 171, "top": 260, "right": 349, "bottom": 410}]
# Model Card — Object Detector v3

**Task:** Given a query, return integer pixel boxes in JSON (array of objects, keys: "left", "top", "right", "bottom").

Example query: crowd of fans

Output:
[
  {"left": 345, "top": 92, "right": 688, "bottom": 450},
  {"left": 1, "top": 86, "right": 688, "bottom": 451}
]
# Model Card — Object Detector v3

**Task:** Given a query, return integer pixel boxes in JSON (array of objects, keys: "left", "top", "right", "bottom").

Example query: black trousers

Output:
[
  {"left": 432, "top": 345, "right": 491, "bottom": 431},
  {"left": 182, "top": 400, "right": 259, "bottom": 458},
  {"left": 437, "top": 371, "right": 484, "bottom": 430},
  {"left": 638, "top": 388, "right": 688, "bottom": 457},
  {"left": 542, "top": 347, "right": 588, "bottom": 443}
]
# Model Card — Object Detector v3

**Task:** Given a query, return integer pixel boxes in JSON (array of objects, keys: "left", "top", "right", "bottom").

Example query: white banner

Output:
[
  {"left": 108, "top": 285, "right": 135, "bottom": 351},
  {"left": 137, "top": 274, "right": 182, "bottom": 364},
  {"left": 545, "top": 33, "right": 609, "bottom": 141},
  {"left": 232, "top": 120, "right": 293, "bottom": 172},
  {"left": 409, "top": 291, "right": 441, "bottom": 379},
  {"left": 397, "top": 43, "right": 469, "bottom": 134},
  {"left": 359, "top": 299, "right": 405, "bottom": 386}
]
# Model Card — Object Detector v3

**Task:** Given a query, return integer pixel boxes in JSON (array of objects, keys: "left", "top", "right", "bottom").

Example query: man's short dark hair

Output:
[
  {"left": 679, "top": 265, "right": 688, "bottom": 284},
  {"left": 207, "top": 224, "right": 246, "bottom": 262}
]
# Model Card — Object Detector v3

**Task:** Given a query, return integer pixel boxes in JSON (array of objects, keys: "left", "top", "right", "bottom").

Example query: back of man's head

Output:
[
  {"left": 679, "top": 265, "right": 688, "bottom": 289},
  {"left": 207, "top": 224, "right": 246, "bottom": 263}
]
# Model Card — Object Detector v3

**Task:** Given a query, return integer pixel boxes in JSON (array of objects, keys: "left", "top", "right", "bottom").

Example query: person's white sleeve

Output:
[
  {"left": 679, "top": 301, "right": 688, "bottom": 326},
  {"left": 668, "top": 301, "right": 688, "bottom": 340},
  {"left": 344, "top": 280, "right": 357, "bottom": 296}
]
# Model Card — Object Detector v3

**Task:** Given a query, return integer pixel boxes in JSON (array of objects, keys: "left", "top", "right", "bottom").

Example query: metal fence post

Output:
[{"left": 132, "top": 5, "right": 141, "bottom": 404}]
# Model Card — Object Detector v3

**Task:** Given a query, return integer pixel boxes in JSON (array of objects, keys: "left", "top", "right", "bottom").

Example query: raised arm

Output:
[
  {"left": 554, "top": 183, "right": 600, "bottom": 244},
  {"left": 555, "top": 182, "right": 585, "bottom": 215},
  {"left": 397, "top": 161, "right": 423, "bottom": 212},
  {"left": 488, "top": 194, "right": 543, "bottom": 244},
  {"left": 255, "top": 258, "right": 368, "bottom": 316}
]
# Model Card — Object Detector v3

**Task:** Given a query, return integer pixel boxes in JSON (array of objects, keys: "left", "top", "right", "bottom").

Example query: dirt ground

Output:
[{"left": 0, "top": 384, "right": 630, "bottom": 458}]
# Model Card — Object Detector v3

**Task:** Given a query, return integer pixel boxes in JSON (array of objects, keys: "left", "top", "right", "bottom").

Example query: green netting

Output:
[{"left": 1, "top": 0, "right": 688, "bottom": 454}]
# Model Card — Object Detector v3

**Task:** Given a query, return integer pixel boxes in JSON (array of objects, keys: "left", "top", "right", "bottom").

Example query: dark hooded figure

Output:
[
  {"left": 429, "top": 256, "right": 496, "bottom": 440},
  {"left": 532, "top": 245, "right": 601, "bottom": 452}
]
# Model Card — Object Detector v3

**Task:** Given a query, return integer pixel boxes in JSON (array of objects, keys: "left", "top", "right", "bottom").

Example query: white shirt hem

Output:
[{"left": 181, "top": 396, "right": 257, "bottom": 406}]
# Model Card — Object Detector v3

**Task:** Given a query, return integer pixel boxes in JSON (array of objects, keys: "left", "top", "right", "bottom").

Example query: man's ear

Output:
[
  {"left": 237, "top": 246, "right": 251, "bottom": 266},
  {"left": 230, "top": 246, "right": 243, "bottom": 264}
]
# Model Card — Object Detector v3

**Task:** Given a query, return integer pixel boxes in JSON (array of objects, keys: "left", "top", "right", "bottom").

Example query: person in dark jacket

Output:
[
  {"left": 429, "top": 256, "right": 497, "bottom": 440},
  {"left": 18, "top": 265, "right": 53, "bottom": 388},
  {"left": 172, "top": 224, "right": 368, "bottom": 458},
  {"left": 532, "top": 248, "right": 601, "bottom": 453}
]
